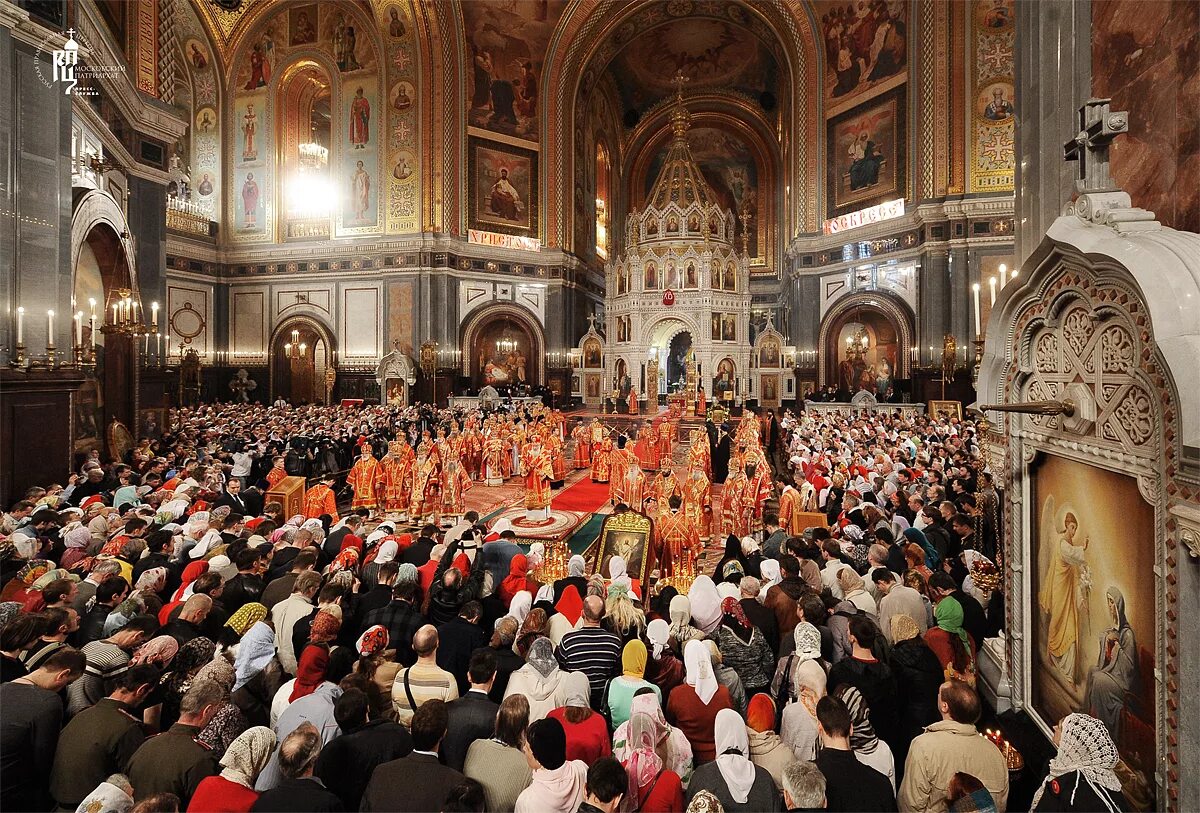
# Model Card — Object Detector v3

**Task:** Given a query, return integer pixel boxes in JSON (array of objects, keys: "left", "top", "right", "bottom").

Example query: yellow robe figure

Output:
[
  {"left": 591, "top": 436, "right": 613, "bottom": 483},
  {"left": 1038, "top": 512, "right": 1088, "bottom": 680}
]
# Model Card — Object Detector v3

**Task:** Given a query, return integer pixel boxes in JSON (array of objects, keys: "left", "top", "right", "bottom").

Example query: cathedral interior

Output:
[{"left": 0, "top": 0, "right": 1198, "bottom": 809}]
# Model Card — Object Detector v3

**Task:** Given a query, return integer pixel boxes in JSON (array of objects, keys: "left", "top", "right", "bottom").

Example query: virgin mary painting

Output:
[{"left": 1084, "top": 586, "right": 1138, "bottom": 740}]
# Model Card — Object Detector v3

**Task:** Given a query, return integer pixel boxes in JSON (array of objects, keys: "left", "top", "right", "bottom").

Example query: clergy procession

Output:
[{"left": 0, "top": 395, "right": 1130, "bottom": 813}]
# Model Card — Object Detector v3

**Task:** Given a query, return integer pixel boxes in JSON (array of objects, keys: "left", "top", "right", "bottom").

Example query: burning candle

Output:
[
  {"left": 46, "top": 310, "right": 54, "bottom": 345},
  {"left": 151, "top": 301, "right": 159, "bottom": 328},
  {"left": 157, "top": 333, "right": 163, "bottom": 357},
  {"left": 989, "top": 276, "right": 997, "bottom": 307},
  {"left": 999, "top": 263, "right": 1007, "bottom": 288},
  {"left": 112, "top": 302, "right": 119, "bottom": 324},
  {"left": 15, "top": 307, "right": 24, "bottom": 345},
  {"left": 74, "top": 311, "right": 83, "bottom": 346},
  {"left": 972, "top": 283, "right": 981, "bottom": 336}
]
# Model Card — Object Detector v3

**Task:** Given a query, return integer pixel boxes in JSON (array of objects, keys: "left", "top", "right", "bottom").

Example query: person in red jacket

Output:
[
  {"left": 548, "top": 671, "right": 611, "bottom": 765},
  {"left": 666, "top": 639, "right": 734, "bottom": 763},
  {"left": 187, "top": 726, "right": 276, "bottom": 813}
]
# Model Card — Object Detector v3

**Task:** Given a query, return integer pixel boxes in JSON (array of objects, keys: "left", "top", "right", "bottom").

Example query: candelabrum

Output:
[{"left": 972, "top": 335, "right": 985, "bottom": 386}]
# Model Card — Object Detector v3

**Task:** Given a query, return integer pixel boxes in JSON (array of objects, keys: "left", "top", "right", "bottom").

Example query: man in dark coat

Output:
[
  {"left": 440, "top": 650, "right": 499, "bottom": 771},
  {"left": 813, "top": 695, "right": 896, "bottom": 812},
  {"left": 124, "top": 680, "right": 222, "bottom": 807},
  {"left": 435, "top": 601, "right": 487, "bottom": 696},
  {"left": 314, "top": 688, "right": 411, "bottom": 811},
  {"left": 359, "top": 700, "right": 465, "bottom": 812}
]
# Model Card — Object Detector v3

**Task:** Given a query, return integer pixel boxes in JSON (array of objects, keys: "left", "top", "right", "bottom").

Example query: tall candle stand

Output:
[
  {"left": 8, "top": 342, "right": 27, "bottom": 369},
  {"left": 972, "top": 335, "right": 985, "bottom": 386}
]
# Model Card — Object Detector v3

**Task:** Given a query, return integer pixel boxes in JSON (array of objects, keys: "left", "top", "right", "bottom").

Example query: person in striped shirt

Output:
[
  {"left": 554, "top": 596, "right": 622, "bottom": 710},
  {"left": 390, "top": 624, "right": 459, "bottom": 726}
]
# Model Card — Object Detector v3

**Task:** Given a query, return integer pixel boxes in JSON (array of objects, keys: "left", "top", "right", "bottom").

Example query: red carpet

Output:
[{"left": 552, "top": 477, "right": 611, "bottom": 512}]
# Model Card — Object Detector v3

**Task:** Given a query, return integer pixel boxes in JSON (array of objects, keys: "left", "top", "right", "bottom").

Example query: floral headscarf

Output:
[
  {"left": 525, "top": 636, "right": 558, "bottom": 680},
  {"left": 613, "top": 691, "right": 693, "bottom": 787},
  {"left": 356, "top": 625, "right": 389, "bottom": 657},
  {"left": 131, "top": 635, "right": 179, "bottom": 667},
  {"left": 219, "top": 726, "right": 277, "bottom": 790},
  {"left": 720, "top": 595, "right": 751, "bottom": 630}
]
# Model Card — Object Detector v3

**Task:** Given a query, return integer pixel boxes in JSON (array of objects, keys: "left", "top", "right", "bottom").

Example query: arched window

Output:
[
  {"left": 596, "top": 141, "right": 611, "bottom": 259},
  {"left": 278, "top": 60, "right": 334, "bottom": 240}
]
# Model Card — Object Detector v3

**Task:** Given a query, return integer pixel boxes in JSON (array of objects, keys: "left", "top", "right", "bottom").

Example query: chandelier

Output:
[
  {"left": 283, "top": 329, "right": 307, "bottom": 360},
  {"left": 846, "top": 325, "right": 869, "bottom": 352},
  {"left": 298, "top": 141, "right": 328, "bottom": 169},
  {"left": 102, "top": 287, "right": 155, "bottom": 338},
  {"left": 496, "top": 325, "right": 517, "bottom": 354}
]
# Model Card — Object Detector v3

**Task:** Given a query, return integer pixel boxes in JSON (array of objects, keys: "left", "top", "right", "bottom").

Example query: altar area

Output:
[{"left": 803, "top": 390, "right": 926, "bottom": 418}]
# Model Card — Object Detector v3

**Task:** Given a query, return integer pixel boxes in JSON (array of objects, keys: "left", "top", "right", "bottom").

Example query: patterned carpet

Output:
[{"left": 489, "top": 507, "right": 588, "bottom": 543}]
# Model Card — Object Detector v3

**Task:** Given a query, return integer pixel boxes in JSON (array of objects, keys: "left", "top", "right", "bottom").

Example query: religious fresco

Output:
[
  {"left": 470, "top": 137, "right": 537, "bottom": 235},
  {"left": 337, "top": 77, "right": 380, "bottom": 232},
  {"left": 225, "top": 2, "right": 388, "bottom": 242},
  {"left": 608, "top": 17, "right": 778, "bottom": 113},
  {"left": 643, "top": 126, "right": 760, "bottom": 261},
  {"left": 969, "top": 0, "right": 1015, "bottom": 192},
  {"left": 826, "top": 87, "right": 905, "bottom": 217},
  {"left": 175, "top": 0, "right": 221, "bottom": 221},
  {"left": 1031, "top": 454, "right": 1156, "bottom": 808},
  {"left": 377, "top": 2, "right": 419, "bottom": 234},
  {"left": 463, "top": 0, "right": 567, "bottom": 144},
  {"left": 815, "top": 0, "right": 908, "bottom": 117},
  {"left": 835, "top": 318, "right": 896, "bottom": 396},
  {"left": 474, "top": 321, "right": 532, "bottom": 386}
]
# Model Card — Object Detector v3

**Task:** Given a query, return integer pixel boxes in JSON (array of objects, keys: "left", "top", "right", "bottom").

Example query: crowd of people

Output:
[{"left": 0, "top": 398, "right": 1134, "bottom": 813}]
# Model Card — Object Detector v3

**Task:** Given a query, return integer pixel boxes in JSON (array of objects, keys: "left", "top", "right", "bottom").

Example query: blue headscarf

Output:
[{"left": 903, "top": 527, "right": 940, "bottom": 567}]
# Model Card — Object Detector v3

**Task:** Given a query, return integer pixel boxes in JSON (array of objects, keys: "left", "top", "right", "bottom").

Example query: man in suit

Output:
[
  {"left": 436, "top": 601, "right": 488, "bottom": 696},
  {"left": 314, "top": 687, "right": 411, "bottom": 811},
  {"left": 320, "top": 515, "right": 363, "bottom": 565},
  {"left": 359, "top": 699, "right": 465, "bottom": 812},
  {"left": 398, "top": 524, "right": 438, "bottom": 567},
  {"left": 440, "top": 649, "right": 499, "bottom": 771},
  {"left": 212, "top": 477, "right": 249, "bottom": 514}
]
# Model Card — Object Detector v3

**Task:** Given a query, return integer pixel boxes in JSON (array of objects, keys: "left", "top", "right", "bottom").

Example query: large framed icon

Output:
[{"left": 592, "top": 510, "right": 654, "bottom": 587}]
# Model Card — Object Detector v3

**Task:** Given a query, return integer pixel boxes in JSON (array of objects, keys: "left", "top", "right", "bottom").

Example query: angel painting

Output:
[{"left": 1037, "top": 499, "right": 1091, "bottom": 683}]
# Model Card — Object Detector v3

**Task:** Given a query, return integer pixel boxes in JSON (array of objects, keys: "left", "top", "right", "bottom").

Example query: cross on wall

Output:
[{"left": 1063, "top": 98, "right": 1129, "bottom": 194}]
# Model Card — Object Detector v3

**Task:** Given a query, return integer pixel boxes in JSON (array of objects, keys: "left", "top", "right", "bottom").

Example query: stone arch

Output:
[
  {"left": 70, "top": 188, "right": 138, "bottom": 300},
  {"left": 542, "top": 0, "right": 822, "bottom": 247},
  {"left": 459, "top": 302, "right": 546, "bottom": 385},
  {"left": 817, "top": 290, "right": 915, "bottom": 385},
  {"left": 269, "top": 313, "right": 338, "bottom": 403}
]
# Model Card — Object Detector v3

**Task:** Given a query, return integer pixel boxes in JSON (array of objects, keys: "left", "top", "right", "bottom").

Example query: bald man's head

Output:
[
  {"left": 180, "top": 593, "right": 212, "bottom": 623},
  {"left": 582, "top": 595, "right": 605, "bottom": 624},
  {"left": 413, "top": 624, "right": 439, "bottom": 657}
]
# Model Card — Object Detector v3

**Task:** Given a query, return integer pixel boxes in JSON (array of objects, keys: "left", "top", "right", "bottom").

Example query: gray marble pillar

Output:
[
  {"left": 789, "top": 275, "right": 821, "bottom": 348},
  {"left": 1015, "top": 0, "right": 1092, "bottom": 266},
  {"left": 127, "top": 176, "right": 167, "bottom": 314},
  {"left": 919, "top": 249, "right": 950, "bottom": 357},
  {"left": 949, "top": 246, "right": 970, "bottom": 345}
]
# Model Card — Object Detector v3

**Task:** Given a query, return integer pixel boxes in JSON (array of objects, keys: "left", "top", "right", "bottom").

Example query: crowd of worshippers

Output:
[{"left": 0, "top": 406, "right": 1132, "bottom": 813}]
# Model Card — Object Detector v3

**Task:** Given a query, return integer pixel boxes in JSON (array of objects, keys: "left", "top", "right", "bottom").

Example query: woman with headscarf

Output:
[
  {"left": 711, "top": 536, "right": 748, "bottom": 586},
  {"left": 667, "top": 639, "right": 734, "bottom": 763},
  {"left": 618, "top": 709, "right": 687, "bottom": 813},
  {"left": 230, "top": 621, "right": 283, "bottom": 729},
  {"left": 705, "top": 640, "right": 747, "bottom": 717},
  {"left": 886, "top": 614, "right": 943, "bottom": 765},
  {"left": 546, "top": 670, "right": 611, "bottom": 764},
  {"left": 614, "top": 691, "right": 694, "bottom": 789},
  {"left": 903, "top": 570, "right": 936, "bottom": 626},
  {"left": 744, "top": 694, "right": 797, "bottom": 792},
  {"left": 686, "top": 576, "right": 723, "bottom": 636},
  {"left": 903, "top": 525, "right": 940, "bottom": 569},
  {"left": 352, "top": 624, "right": 399, "bottom": 720},
  {"left": 196, "top": 653, "right": 251, "bottom": 757},
  {"left": 685, "top": 707, "right": 781, "bottom": 812},
  {"left": 667, "top": 595, "right": 704, "bottom": 656},
  {"left": 604, "top": 583, "right": 646, "bottom": 645},
  {"left": 131, "top": 635, "right": 180, "bottom": 668},
  {"left": 711, "top": 597, "right": 774, "bottom": 696},
  {"left": 506, "top": 589, "right": 533, "bottom": 627},
  {"left": 74, "top": 775, "right": 135, "bottom": 813},
  {"left": 644, "top": 618, "right": 685, "bottom": 698},
  {"left": 554, "top": 555, "right": 589, "bottom": 605},
  {"left": 1084, "top": 586, "right": 1138, "bottom": 740},
  {"left": 606, "top": 639, "right": 662, "bottom": 728},
  {"left": 756, "top": 560, "right": 781, "bottom": 602},
  {"left": 159, "top": 636, "right": 218, "bottom": 729},
  {"left": 61, "top": 524, "right": 93, "bottom": 570},
  {"left": 499, "top": 553, "right": 538, "bottom": 604},
  {"left": 838, "top": 568, "right": 878, "bottom": 616},
  {"left": 607, "top": 555, "right": 641, "bottom": 601},
  {"left": 270, "top": 644, "right": 329, "bottom": 729},
  {"left": 188, "top": 726, "right": 277, "bottom": 812},
  {"left": 503, "top": 635, "right": 570, "bottom": 722},
  {"left": 686, "top": 790, "right": 725, "bottom": 813},
  {"left": 775, "top": 623, "right": 828, "bottom": 761},
  {"left": 835, "top": 684, "right": 895, "bottom": 791},
  {"left": 1031, "top": 712, "right": 1129, "bottom": 812},
  {"left": 924, "top": 596, "right": 976, "bottom": 685}
]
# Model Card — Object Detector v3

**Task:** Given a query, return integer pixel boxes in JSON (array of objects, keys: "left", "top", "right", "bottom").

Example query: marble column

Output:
[
  {"left": 1015, "top": 0, "right": 1093, "bottom": 266},
  {"left": 919, "top": 249, "right": 950, "bottom": 359}
]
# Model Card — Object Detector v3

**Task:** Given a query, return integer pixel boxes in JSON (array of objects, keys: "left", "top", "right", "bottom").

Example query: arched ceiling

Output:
[{"left": 604, "top": 15, "right": 781, "bottom": 116}]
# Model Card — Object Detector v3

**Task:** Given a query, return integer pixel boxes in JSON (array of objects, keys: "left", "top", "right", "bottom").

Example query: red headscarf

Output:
[
  {"left": 290, "top": 645, "right": 330, "bottom": 701},
  {"left": 720, "top": 595, "right": 751, "bottom": 629},
  {"left": 499, "top": 553, "right": 529, "bottom": 604},
  {"left": 171, "top": 560, "right": 210, "bottom": 602},
  {"left": 555, "top": 584, "right": 584, "bottom": 626},
  {"left": 746, "top": 693, "right": 776, "bottom": 733},
  {"left": 338, "top": 534, "right": 363, "bottom": 554}
]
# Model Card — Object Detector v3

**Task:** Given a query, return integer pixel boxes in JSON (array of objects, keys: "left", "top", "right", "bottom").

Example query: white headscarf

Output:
[
  {"left": 374, "top": 539, "right": 399, "bottom": 565},
  {"left": 714, "top": 707, "right": 756, "bottom": 803},
  {"left": 683, "top": 639, "right": 719, "bottom": 704},
  {"left": 568, "top": 554, "right": 587, "bottom": 578},
  {"left": 793, "top": 622, "right": 823, "bottom": 661},
  {"left": 219, "top": 726, "right": 277, "bottom": 789},
  {"left": 608, "top": 555, "right": 639, "bottom": 600},
  {"left": 687, "top": 575, "right": 723, "bottom": 634},
  {"left": 716, "top": 581, "right": 740, "bottom": 601},
  {"left": 1030, "top": 713, "right": 1125, "bottom": 811},
  {"left": 507, "top": 590, "right": 532, "bottom": 626},
  {"left": 646, "top": 618, "right": 670, "bottom": 659},
  {"left": 757, "top": 559, "right": 781, "bottom": 601},
  {"left": 73, "top": 780, "right": 134, "bottom": 813},
  {"left": 527, "top": 542, "right": 545, "bottom": 569}
]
